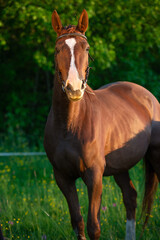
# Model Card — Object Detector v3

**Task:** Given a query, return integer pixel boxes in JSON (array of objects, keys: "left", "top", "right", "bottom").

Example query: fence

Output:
[{"left": 0, "top": 152, "right": 46, "bottom": 157}]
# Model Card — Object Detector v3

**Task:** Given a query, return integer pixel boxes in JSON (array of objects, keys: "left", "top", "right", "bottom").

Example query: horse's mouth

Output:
[
  {"left": 66, "top": 93, "right": 83, "bottom": 101},
  {"left": 68, "top": 96, "right": 83, "bottom": 101},
  {"left": 65, "top": 88, "right": 84, "bottom": 101}
]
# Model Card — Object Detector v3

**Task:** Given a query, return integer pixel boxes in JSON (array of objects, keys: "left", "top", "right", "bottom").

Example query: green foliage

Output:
[{"left": 0, "top": 0, "right": 160, "bottom": 148}]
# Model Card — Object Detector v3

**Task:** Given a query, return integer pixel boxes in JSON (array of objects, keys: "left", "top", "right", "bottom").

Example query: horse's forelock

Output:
[{"left": 61, "top": 25, "right": 81, "bottom": 35}]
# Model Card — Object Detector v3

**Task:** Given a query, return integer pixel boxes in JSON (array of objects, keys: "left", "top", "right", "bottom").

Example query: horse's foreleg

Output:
[
  {"left": 83, "top": 167, "right": 103, "bottom": 240},
  {"left": 114, "top": 172, "right": 137, "bottom": 240},
  {"left": 54, "top": 169, "right": 86, "bottom": 240}
]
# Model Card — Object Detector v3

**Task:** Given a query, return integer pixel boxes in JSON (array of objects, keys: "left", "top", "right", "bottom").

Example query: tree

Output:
[{"left": 0, "top": 0, "right": 160, "bottom": 148}]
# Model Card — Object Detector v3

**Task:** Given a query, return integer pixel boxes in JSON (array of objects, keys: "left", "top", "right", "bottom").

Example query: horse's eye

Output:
[
  {"left": 55, "top": 48, "right": 60, "bottom": 54},
  {"left": 86, "top": 47, "right": 90, "bottom": 52}
]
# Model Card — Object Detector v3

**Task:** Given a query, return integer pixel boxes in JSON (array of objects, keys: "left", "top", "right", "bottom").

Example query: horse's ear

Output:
[
  {"left": 77, "top": 9, "right": 88, "bottom": 33},
  {"left": 52, "top": 10, "right": 63, "bottom": 35}
]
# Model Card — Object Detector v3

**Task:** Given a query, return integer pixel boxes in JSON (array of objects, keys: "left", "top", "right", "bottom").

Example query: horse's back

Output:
[{"left": 96, "top": 81, "right": 160, "bottom": 121}]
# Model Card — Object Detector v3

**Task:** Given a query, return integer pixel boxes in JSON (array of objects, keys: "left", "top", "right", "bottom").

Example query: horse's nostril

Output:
[
  {"left": 66, "top": 83, "right": 74, "bottom": 92},
  {"left": 62, "top": 81, "right": 66, "bottom": 87}
]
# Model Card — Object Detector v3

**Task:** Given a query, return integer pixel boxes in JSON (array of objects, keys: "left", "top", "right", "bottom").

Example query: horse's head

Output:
[{"left": 52, "top": 10, "right": 90, "bottom": 101}]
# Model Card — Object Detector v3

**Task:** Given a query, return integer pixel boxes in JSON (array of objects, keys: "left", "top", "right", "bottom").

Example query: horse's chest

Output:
[
  {"left": 52, "top": 135, "right": 102, "bottom": 176},
  {"left": 52, "top": 138, "right": 81, "bottom": 176}
]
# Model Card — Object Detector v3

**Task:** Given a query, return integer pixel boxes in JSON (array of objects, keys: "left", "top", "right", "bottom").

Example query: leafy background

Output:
[{"left": 1, "top": 0, "right": 160, "bottom": 150}]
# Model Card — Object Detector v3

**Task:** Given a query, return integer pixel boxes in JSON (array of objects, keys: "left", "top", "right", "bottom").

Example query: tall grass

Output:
[{"left": 0, "top": 156, "right": 159, "bottom": 239}]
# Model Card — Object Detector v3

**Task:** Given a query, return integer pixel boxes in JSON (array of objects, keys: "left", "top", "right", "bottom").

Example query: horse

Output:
[{"left": 44, "top": 9, "right": 160, "bottom": 240}]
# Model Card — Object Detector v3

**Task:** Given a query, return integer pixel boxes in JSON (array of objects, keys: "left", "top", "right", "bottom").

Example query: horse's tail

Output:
[{"left": 142, "top": 156, "right": 158, "bottom": 229}]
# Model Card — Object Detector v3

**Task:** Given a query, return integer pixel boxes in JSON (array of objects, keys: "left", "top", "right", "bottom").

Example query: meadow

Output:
[{"left": 0, "top": 155, "right": 160, "bottom": 240}]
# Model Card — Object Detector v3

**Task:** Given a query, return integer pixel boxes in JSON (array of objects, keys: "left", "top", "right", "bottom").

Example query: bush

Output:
[{"left": 1, "top": 0, "right": 160, "bottom": 148}]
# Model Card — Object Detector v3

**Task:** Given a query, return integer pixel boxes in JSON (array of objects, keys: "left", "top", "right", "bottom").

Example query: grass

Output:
[{"left": 0, "top": 155, "right": 160, "bottom": 239}]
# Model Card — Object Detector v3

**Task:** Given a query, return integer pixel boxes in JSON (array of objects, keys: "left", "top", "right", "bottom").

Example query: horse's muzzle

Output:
[{"left": 65, "top": 83, "right": 84, "bottom": 101}]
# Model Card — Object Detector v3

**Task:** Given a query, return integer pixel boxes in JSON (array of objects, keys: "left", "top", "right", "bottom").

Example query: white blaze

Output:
[{"left": 65, "top": 38, "right": 82, "bottom": 91}]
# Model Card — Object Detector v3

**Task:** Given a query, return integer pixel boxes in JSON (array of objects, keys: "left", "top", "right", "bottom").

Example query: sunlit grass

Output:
[{"left": 0, "top": 156, "right": 159, "bottom": 239}]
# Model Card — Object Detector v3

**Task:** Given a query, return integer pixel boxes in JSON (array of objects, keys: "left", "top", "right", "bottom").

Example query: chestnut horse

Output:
[{"left": 44, "top": 9, "right": 160, "bottom": 240}]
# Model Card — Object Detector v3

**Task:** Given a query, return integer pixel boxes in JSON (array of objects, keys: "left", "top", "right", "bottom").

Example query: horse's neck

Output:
[{"left": 52, "top": 77, "right": 84, "bottom": 130}]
